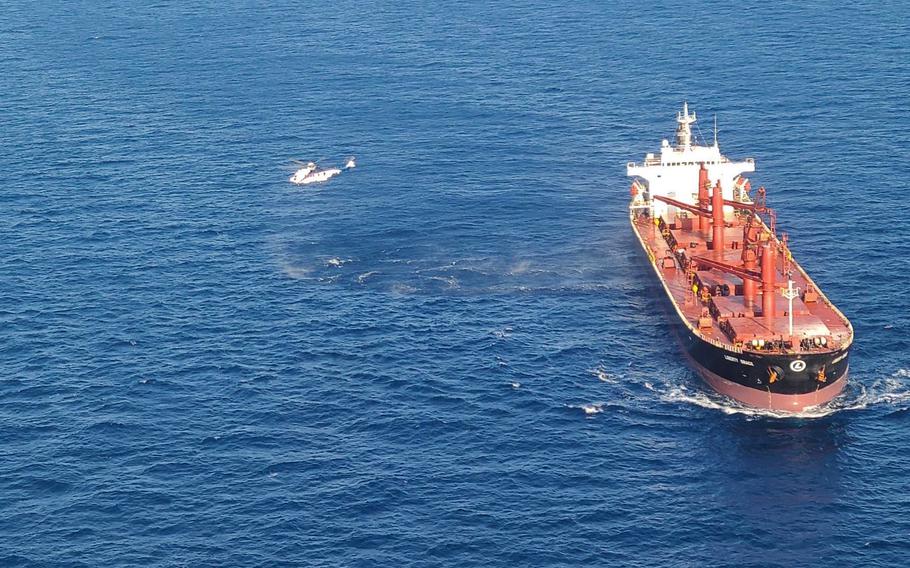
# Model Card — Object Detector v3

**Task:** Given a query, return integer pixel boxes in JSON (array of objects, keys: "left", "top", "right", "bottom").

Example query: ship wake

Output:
[{"left": 651, "top": 368, "right": 910, "bottom": 419}]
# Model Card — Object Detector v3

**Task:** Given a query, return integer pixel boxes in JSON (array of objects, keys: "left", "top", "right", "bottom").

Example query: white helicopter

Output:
[{"left": 288, "top": 157, "right": 355, "bottom": 185}]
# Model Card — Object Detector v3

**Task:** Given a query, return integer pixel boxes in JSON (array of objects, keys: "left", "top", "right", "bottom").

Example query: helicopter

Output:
[
  {"left": 288, "top": 157, "right": 355, "bottom": 185},
  {"left": 289, "top": 159, "right": 341, "bottom": 185}
]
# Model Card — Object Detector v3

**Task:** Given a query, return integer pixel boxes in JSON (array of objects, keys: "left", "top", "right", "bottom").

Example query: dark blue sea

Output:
[{"left": 2, "top": 2, "right": 909, "bottom": 566}]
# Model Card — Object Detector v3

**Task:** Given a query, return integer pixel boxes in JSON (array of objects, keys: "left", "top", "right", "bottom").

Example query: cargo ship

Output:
[{"left": 627, "top": 104, "right": 853, "bottom": 411}]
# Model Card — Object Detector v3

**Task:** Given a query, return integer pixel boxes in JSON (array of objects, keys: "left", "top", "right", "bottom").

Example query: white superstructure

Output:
[{"left": 627, "top": 103, "right": 755, "bottom": 223}]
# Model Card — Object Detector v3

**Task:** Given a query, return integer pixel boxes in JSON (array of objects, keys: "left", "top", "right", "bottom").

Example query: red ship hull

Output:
[{"left": 698, "top": 362, "right": 847, "bottom": 411}]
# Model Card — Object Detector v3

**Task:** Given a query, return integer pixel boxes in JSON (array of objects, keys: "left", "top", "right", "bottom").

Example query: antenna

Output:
[
  {"left": 675, "top": 101, "right": 697, "bottom": 149},
  {"left": 713, "top": 114, "right": 718, "bottom": 147}
]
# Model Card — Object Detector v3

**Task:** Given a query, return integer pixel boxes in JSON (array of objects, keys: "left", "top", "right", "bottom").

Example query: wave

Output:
[
  {"left": 837, "top": 371, "right": 910, "bottom": 411},
  {"left": 491, "top": 327, "right": 513, "bottom": 340},
  {"left": 390, "top": 283, "right": 418, "bottom": 294},
  {"left": 567, "top": 402, "right": 604, "bottom": 416},
  {"left": 649, "top": 368, "right": 910, "bottom": 419},
  {"left": 324, "top": 257, "right": 351, "bottom": 268},
  {"left": 277, "top": 258, "right": 311, "bottom": 280},
  {"left": 589, "top": 364, "right": 617, "bottom": 384},
  {"left": 425, "top": 275, "right": 459, "bottom": 289},
  {"left": 272, "top": 246, "right": 621, "bottom": 297},
  {"left": 356, "top": 271, "right": 379, "bottom": 284},
  {"left": 507, "top": 260, "right": 532, "bottom": 275}
]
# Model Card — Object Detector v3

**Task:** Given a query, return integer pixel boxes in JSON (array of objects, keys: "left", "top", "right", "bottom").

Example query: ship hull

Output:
[
  {"left": 697, "top": 358, "right": 847, "bottom": 411},
  {"left": 631, "top": 214, "right": 850, "bottom": 412},
  {"left": 676, "top": 320, "right": 848, "bottom": 411}
]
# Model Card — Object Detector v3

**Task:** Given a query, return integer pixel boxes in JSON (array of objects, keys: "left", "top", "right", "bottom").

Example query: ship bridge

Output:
[{"left": 627, "top": 103, "right": 755, "bottom": 224}]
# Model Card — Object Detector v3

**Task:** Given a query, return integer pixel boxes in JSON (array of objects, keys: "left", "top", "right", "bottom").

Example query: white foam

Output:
[
  {"left": 838, "top": 373, "right": 910, "bottom": 411},
  {"left": 589, "top": 365, "right": 617, "bottom": 384},
  {"left": 427, "top": 275, "right": 459, "bottom": 289},
  {"left": 660, "top": 384, "right": 831, "bottom": 419},
  {"left": 582, "top": 403, "right": 603, "bottom": 415},
  {"left": 357, "top": 271, "right": 379, "bottom": 284},
  {"left": 568, "top": 402, "right": 604, "bottom": 416},
  {"left": 325, "top": 257, "right": 350, "bottom": 268},
  {"left": 278, "top": 259, "right": 311, "bottom": 280},
  {"left": 508, "top": 260, "right": 532, "bottom": 275},
  {"left": 492, "top": 327, "right": 513, "bottom": 340},
  {"left": 655, "top": 368, "right": 910, "bottom": 419},
  {"left": 391, "top": 283, "right": 418, "bottom": 294}
]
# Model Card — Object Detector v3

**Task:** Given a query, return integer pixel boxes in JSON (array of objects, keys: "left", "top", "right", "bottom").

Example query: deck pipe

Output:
[
  {"left": 761, "top": 242, "right": 777, "bottom": 319},
  {"left": 712, "top": 180, "right": 724, "bottom": 255},
  {"left": 698, "top": 164, "right": 710, "bottom": 233},
  {"left": 743, "top": 248, "right": 757, "bottom": 309}
]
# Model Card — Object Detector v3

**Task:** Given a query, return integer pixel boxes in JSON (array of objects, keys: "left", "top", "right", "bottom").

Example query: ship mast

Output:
[
  {"left": 675, "top": 102, "right": 697, "bottom": 150},
  {"left": 782, "top": 279, "right": 800, "bottom": 339},
  {"left": 713, "top": 114, "right": 718, "bottom": 148}
]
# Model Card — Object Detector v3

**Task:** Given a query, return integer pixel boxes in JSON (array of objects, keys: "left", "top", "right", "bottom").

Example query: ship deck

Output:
[{"left": 632, "top": 208, "right": 852, "bottom": 355}]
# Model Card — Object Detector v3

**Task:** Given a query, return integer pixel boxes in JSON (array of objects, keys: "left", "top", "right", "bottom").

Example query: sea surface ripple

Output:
[{"left": 1, "top": 2, "right": 909, "bottom": 566}]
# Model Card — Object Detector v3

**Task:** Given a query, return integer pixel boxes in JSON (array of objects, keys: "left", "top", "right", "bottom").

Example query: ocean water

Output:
[{"left": 1, "top": 1, "right": 909, "bottom": 566}]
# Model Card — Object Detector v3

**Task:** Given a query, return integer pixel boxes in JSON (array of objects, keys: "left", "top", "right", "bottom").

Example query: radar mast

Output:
[{"left": 675, "top": 102, "right": 697, "bottom": 150}]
